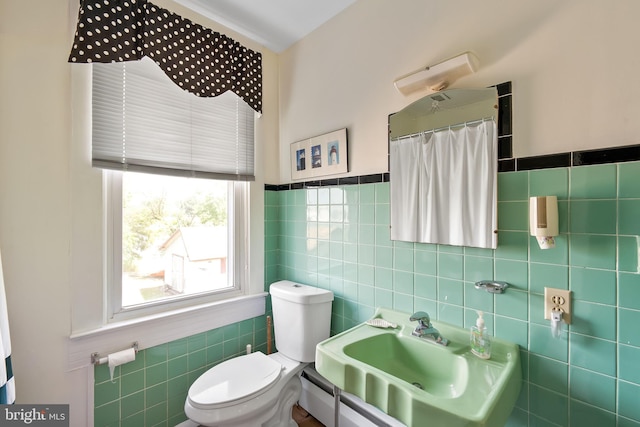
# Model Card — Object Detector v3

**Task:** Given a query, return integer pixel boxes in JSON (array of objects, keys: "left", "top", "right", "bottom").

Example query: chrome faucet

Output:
[{"left": 410, "top": 311, "right": 449, "bottom": 346}]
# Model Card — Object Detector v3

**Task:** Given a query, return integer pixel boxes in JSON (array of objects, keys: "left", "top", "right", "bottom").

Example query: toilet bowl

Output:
[
  {"left": 185, "top": 352, "right": 305, "bottom": 427},
  {"left": 184, "top": 281, "right": 333, "bottom": 427}
]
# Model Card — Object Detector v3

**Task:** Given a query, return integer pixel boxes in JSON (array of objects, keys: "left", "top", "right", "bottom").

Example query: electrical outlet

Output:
[{"left": 544, "top": 287, "right": 571, "bottom": 324}]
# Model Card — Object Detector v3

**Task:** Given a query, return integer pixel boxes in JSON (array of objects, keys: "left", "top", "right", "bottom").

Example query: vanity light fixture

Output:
[{"left": 393, "top": 51, "right": 479, "bottom": 95}]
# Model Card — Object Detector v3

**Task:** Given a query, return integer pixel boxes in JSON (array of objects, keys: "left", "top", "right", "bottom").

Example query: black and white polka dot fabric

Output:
[{"left": 68, "top": 0, "right": 262, "bottom": 113}]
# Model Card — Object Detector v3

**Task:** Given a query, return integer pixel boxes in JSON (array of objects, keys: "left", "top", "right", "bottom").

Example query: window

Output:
[
  {"left": 93, "top": 57, "right": 255, "bottom": 321},
  {"left": 106, "top": 172, "right": 249, "bottom": 320}
]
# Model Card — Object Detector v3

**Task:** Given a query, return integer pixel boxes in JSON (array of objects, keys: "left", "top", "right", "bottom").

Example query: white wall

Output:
[
  {"left": 0, "top": 1, "right": 278, "bottom": 425},
  {"left": 278, "top": 0, "right": 640, "bottom": 183},
  {"left": 0, "top": 0, "right": 75, "bottom": 410}
]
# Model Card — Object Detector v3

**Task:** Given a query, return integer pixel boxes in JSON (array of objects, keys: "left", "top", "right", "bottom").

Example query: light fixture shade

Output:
[
  {"left": 530, "top": 196, "right": 559, "bottom": 249},
  {"left": 394, "top": 52, "right": 479, "bottom": 95}
]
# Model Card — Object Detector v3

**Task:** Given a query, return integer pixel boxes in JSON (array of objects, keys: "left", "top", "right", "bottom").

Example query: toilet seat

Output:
[{"left": 187, "top": 352, "right": 283, "bottom": 410}]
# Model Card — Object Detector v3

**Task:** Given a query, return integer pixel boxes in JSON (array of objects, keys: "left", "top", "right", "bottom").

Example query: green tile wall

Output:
[
  {"left": 94, "top": 317, "right": 267, "bottom": 427},
  {"left": 265, "top": 161, "right": 640, "bottom": 427},
  {"left": 95, "top": 160, "right": 640, "bottom": 427}
]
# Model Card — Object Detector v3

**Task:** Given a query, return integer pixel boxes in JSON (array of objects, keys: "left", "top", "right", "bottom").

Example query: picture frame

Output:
[{"left": 290, "top": 128, "right": 348, "bottom": 180}]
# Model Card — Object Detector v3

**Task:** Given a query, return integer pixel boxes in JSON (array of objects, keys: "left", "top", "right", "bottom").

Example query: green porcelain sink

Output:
[{"left": 315, "top": 308, "right": 521, "bottom": 427}]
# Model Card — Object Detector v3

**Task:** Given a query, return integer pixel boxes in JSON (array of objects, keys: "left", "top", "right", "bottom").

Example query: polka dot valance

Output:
[{"left": 68, "top": 0, "right": 262, "bottom": 113}]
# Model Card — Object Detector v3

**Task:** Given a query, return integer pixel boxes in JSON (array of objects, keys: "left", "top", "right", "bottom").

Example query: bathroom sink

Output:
[
  {"left": 315, "top": 308, "right": 521, "bottom": 427},
  {"left": 343, "top": 333, "right": 469, "bottom": 398}
]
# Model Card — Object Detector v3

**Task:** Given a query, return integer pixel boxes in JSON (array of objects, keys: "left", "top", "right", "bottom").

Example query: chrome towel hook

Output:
[{"left": 475, "top": 280, "right": 509, "bottom": 294}]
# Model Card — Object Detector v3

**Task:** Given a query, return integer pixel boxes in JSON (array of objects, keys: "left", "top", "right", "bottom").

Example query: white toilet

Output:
[{"left": 184, "top": 280, "right": 333, "bottom": 427}]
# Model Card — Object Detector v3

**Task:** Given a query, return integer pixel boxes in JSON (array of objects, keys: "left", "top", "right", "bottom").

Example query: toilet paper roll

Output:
[{"left": 108, "top": 348, "right": 136, "bottom": 382}]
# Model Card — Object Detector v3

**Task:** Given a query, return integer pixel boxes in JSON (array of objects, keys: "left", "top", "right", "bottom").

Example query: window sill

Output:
[{"left": 68, "top": 292, "right": 267, "bottom": 371}]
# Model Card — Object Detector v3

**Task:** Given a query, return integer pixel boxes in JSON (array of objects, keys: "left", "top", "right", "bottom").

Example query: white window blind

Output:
[{"left": 92, "top": 57, "right": 255, "bottom": 181}]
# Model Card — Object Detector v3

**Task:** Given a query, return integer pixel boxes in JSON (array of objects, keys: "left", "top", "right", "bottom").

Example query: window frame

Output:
[
  {"left": 68, "top": 22, "right": 267, "bottom": 372},
  {"left": 104, "top": 171, "right": 251, "bottom": 323}
]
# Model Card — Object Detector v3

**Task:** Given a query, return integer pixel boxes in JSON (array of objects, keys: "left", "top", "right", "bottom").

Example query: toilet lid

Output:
[{"left": 188, "top": 352, "right": 282, "bottom": 408}]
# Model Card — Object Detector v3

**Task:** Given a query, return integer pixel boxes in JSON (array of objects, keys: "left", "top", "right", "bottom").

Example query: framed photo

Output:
[{"left": 290, "top": 128, "right": 348, "bottom": 180}]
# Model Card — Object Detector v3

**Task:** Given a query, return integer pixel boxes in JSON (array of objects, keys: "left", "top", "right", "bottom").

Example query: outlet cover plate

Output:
[{"left": 544, "top": 287, "right": 572, "bottom": 324}]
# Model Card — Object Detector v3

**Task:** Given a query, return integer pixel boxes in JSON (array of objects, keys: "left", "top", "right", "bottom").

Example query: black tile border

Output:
[
  {"left": 498, "top": 159, "right": 515, "bottom": 173},
  {"left": 513, "top": 144, "right": 640, "bottom": 172},
  {"left": 498, "top": 136, "right": 513, "bottom": 160},
  {"left": 496, "top": 81, "right": 512, "bottom": 96},
  {"left": 265, "top": 184, "right": 290, "bottom": 191},
  {"left": 497, "top": 94, "right": 512, "bottom": 138},
  {"left": 573, "top": 144, "right": 640, "bottom": 166},
  {"left": 266, "top": 144, "right": 640, "bottom": 191},
  {"left": 517, "top": 153, "right": 572, "bottom": 171},
  {"left": 266, "top": 173, "right": 389, "bottom": 191},
  {"left": 335, "top": 176, "right": 358, "bottom": 185}
]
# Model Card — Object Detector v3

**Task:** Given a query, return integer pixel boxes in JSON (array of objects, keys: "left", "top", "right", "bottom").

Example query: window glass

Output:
[{"left": 119, "top": 172, "right": 237, "bottom": 309}]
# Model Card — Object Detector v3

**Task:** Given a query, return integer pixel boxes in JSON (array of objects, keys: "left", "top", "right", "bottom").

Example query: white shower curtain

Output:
[
  {"left": 0, "top": 248, "right": 15, "bottom": 404},
  {"left": 390, "top": 119, "right": 497, "bottom": 249},
  {"left": 389, "top": 135, "right": 423, "bottom": 242}
]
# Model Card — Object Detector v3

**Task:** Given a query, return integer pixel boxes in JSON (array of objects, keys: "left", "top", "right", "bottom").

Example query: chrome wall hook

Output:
[{"left": 474, "top": 280, "right": 509, "bottom": 294}]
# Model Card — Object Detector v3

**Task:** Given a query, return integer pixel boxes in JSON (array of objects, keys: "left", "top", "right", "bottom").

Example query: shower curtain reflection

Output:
[{"left": 390, "top": 119, "right": 497, "bottom": 249}]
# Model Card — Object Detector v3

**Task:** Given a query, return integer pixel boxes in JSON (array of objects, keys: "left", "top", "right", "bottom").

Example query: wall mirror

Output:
[{"left": 388, "top": 87, "right": 499, "bottom": 248}]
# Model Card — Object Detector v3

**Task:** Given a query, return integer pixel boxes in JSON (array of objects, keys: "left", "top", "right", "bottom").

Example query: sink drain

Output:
[{"left": 412, "top": 382, "right": 424, "bottom": 390}]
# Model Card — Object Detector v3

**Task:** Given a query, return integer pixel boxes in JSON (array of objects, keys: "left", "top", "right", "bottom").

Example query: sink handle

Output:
[{"left": 410, "top": 311, "right": 431, "bottom": 327}]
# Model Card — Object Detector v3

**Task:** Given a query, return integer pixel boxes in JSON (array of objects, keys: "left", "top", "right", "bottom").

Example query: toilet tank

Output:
[{"left": 269, "top": 281, "right": 333, "bottom": 363}]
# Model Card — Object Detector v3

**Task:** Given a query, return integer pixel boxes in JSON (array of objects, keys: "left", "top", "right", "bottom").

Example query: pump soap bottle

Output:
[{"left": 470, "top": 311, "right": 491, "bottom": 359}]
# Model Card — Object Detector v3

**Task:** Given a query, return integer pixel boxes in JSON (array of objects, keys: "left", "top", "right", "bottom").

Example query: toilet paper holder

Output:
[{"left": 91, "top": 341, "right": 139, "bottom": 365}]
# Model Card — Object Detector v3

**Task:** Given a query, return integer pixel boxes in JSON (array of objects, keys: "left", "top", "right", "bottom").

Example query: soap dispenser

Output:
[{"left": 470, "top": 311, "right": 491, "bottom": 359}]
